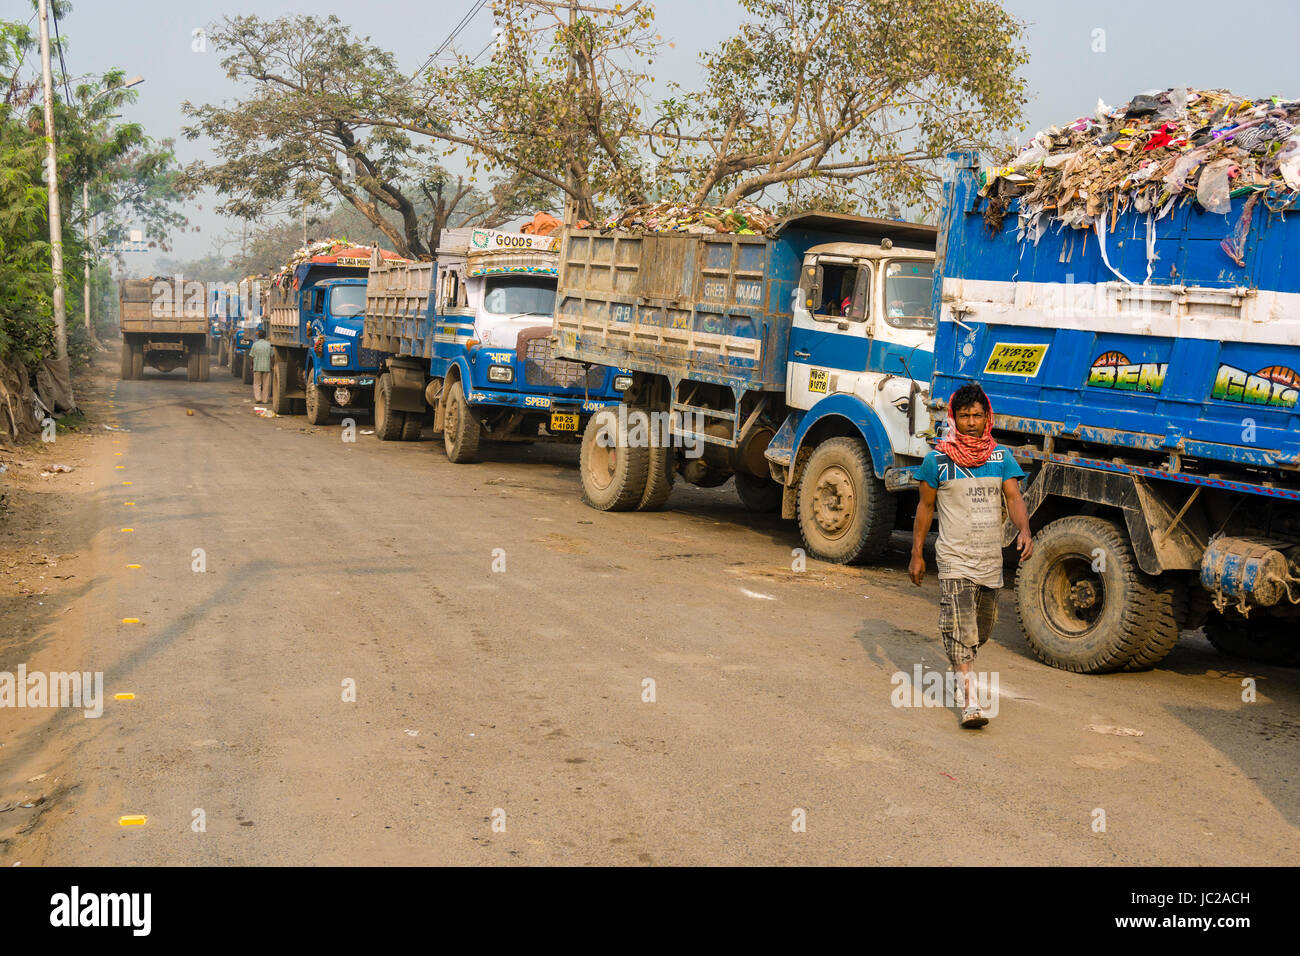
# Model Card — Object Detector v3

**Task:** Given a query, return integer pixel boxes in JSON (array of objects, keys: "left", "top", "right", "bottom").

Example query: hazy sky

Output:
[{"left": 19, "top": 0, "right": 1300, "bottom": 270}]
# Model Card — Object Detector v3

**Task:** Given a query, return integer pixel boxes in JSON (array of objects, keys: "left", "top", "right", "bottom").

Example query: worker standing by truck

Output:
[
  {"left": 249, "top": 329, "right": 273, "bottom": 403},
  {"left": 909, "top": 384, "right": 1033, "bottom": 728}
]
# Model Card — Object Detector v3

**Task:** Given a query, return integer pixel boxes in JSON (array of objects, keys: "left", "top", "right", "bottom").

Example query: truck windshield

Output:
[
  {"left": 884, "top": 261, "right": 935, "bottom": 330},
  {"left": 329, "top": 285, "right": 368, "bottom": 318},
  {"left": 483, "top": 277, "right": 556, "bottom": 317}
]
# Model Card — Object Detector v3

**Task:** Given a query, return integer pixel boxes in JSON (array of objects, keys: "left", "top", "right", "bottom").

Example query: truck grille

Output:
[
  {"left": 521, "top": 336, "right": 604, "bottom": 389},
  {"left": 357, "top": 346, "right": 384, "bottom": 368}
]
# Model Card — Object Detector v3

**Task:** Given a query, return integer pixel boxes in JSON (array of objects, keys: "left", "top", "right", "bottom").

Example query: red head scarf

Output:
[{"left": 936, "top": 391, "right": 996, "bottom": 468}]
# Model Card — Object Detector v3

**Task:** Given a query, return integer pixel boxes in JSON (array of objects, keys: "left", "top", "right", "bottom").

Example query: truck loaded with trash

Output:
[
  {"left": 930, "top": 87, "right": 1300, "bottom": 672},
  {"left": 553, "top": 202, "right": 939, "bottom": 564},
  {"left": 264, "top": 240, "right": 404, "bottom": 420},
  {"left": 362, "top": 225, "right": 627, "bottom": 462}
]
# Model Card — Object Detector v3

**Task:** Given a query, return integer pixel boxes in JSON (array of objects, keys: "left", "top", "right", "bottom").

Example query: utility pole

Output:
[{"left": 37, "top": 0, "right": 67, "bottom": 361}]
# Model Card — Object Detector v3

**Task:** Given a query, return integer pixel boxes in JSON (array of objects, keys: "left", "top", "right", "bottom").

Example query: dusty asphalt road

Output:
[{"left": 1, "top": 355, "right": 1298, "bottom": 866}]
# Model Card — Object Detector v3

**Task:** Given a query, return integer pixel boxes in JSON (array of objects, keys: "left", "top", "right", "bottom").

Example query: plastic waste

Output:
[{"left": 1197, "top": 159, "right": 1235, "bottom": 215}]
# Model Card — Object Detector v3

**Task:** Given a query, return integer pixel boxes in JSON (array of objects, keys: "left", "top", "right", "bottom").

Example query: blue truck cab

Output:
[
  {"left": 931, "top": 149, "right": 1300, "bottom": 671},
  {"left": 554, "top": 213, "right": 938, "bottom": 563},
  {"left": 266, "top": 251, "right": 383, "bottom": 421},
  {"left": 362, "top": 228, "right": 628, "bottom": 461}
]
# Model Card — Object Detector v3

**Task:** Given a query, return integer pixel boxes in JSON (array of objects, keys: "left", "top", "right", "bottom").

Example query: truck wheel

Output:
[
  {"left": 373, "top": 373, "right": 405, "bottom": 441},
  {"left": 636, "top": 442, "right": 675, "bottom": 511},
  {"left": 305, "top": 376, "right": 331, "bottom": 425},
  {"left": 443, "top": 379, "right": 481, "bottom": 463},
  {"left": 1015, "top": 515, "right": 1180, "bottom": 674},
  {"left": 198, "top": 348, "right": 211, "bottom": 382},
  {"left": 242, "top": 354, "right": 253, "bottom": 385},
  {"left": 1203, "top": 612, "right": 1300, "bottom": 666},
  {"left": 131, "top": 343, "right": 144, "bottom": 380},
  {"left": 796, "top": 437, "right": 893, "bottom": 564},
  {"left": 270, "top": 354, "right": 293, "bottom": 415},
  {"left": 187, "top": 348, "right": 201, "bottom": 382},
  {"left": 735, "top": 471, "right": 782, "bottom": 513},
  {"left": 580, "top": 407, "right": 649, "bottom": 511},
  {"left": 230, "top": 352, "right": 242, "bottom": 378},
  {"left": 120, "top": 341, "right": 132, "bottom": 380},
  {"left": 400, "top": 409, "right": 423, "bottom": 441}
]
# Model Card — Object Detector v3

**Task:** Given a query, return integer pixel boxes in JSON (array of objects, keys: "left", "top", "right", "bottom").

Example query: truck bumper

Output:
[{"left": 463, "top": 388, "right": 616, "bottom": 414}]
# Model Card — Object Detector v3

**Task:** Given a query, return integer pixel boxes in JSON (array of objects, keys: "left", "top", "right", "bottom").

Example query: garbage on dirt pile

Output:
[
  {"left": 601, "top": 200, "right": 777, "bottom": 235},
  {"left": 980, "top": 88, "right": 1300, "bottom": 246}
]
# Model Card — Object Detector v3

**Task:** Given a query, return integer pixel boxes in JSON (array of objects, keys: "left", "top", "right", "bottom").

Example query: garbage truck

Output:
[
  {"left": 930, "top": 150, "right": 1300, "bottom": 671},
  {"left": 362, "top": 227, "right": 627, "bottom": 461},
  {"left": 118, "top": 276, "right": 210, "bottom": 381},
  {"left": 265, "top": 245, "right": 400, "bottom": 420},
  {"left": 229, "top": 277, "right": 266, "bottom": 383},
  {"left": 553, "top": 213, "right": 938, "bottom": 563}
]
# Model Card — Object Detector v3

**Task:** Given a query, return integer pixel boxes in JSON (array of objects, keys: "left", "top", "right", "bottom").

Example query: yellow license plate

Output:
[
  {"left": 550, "top": 412, "right": 578, "bottom": 432},
  {"left": 984, "top": 342, "right": 1048, "bottom": 377}
]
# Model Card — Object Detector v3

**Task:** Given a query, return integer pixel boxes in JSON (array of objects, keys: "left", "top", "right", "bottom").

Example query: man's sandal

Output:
[{"left": 960, "top": 706, "right": 988, "bottom": 729}]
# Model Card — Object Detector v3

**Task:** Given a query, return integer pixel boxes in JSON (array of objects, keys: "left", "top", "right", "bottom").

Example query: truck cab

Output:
[{"left": 303, "top": 277, "right": 378, "bottom": 411}]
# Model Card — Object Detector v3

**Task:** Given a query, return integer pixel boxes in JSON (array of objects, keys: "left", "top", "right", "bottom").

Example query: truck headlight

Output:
[
  {"left": 613, "top": 374, "right": 633, "bottom": 391},
  {"left": 488, "top": 365, "right": 513, "bottom": 383},
  {"left": 331, "top": 354, "right": 348, "bottom": 366}
]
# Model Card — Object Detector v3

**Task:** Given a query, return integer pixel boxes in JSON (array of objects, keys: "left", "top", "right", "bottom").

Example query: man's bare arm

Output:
[
  {"left": 1003, "top": 478, "right": 1033, "bottom": 561},
  {"left": 909, "top": 482, "right": 937, "bottom": 585}
]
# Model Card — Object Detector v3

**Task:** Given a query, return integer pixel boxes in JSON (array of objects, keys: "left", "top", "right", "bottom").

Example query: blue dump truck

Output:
[
  {"left": 553, "top": 213, "right": 938, "bottom": 563},
  {"left": 230, "top": 277, "right": 265, "bottom": 385},
  {"left": 931, "top": 151, "right": 1300, "bottom": 670},
  {"left": 362, "top": 227, "right": 626, "bottom": 462},
  {"left": 265, "top": 247, "right": 388, "bottom": 421}
]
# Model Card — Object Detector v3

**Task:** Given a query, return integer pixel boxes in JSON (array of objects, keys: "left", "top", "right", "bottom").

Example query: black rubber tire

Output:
[
  {"left": 230, "top": 352, "right": 242, "bottom": 378},
  {"left": 400, "top": 408, "right": 422, "bottom": 441},
  {"left": 580, "top": 407, "right": 649, "bottom": 511},
  {"left": 131, "top": 343, "right": 144, "bottom": 380},
  {"left": 305, "top": 375, "right": 331, "bottom": 425},
  {"left": 1015, "top": 515, "right": 1180, "bottom": 674},
  {"left": 635, "top": 418, "right": 675, "bottom": 511},
  {"left": 218, "top": 337, "right": 229, "bottom": 367},
  {"left": 187, "top": 348, "right": 201, "bottom": 382},
  {"left": 795, "top": 437, "right": 893, "bottom": 564},
  {"left": 373, "top": 373, "right": 404, "bottom": 441},
  {"left": 198, "top": 348, "right": 210, "bottom": 382},
  {"left": 120, "top": 341, "right": 132, "bottom": 380},
  {"left": 442, "top": 379, "right": 481, "bottom": 463},
  {"left": 270, "top": 353, "right": 293, "bottom": 415},
  {"left": 735, "top": 471, "right": 782, "bottom": 513},
  {"left": 242, "top": 353, "right": 253, "bottom": 385},
  {"left": 1203, "top": 612, "right": 1300, "bottom": 666}
]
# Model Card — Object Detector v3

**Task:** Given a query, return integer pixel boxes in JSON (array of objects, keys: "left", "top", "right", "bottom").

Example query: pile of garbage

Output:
[
  {"left": 602, "top": 201, "right": 776, "bottom": 235},
  {"left": 982, "top": 88, "right": 1300, "bottom": 241},
  {"left": 270, "top": 238, "right": 354, "bottom": 289}
]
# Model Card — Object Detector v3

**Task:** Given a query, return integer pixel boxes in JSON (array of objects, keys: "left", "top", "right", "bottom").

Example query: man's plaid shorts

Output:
[{"left": 939, "top": 578, "right": 1000, "bottom": 666}]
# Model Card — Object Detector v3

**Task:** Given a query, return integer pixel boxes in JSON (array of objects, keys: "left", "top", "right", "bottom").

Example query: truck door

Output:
[
  {"left": 788, "top": 254, "right": 871, "bottom": 410},
  {"left": 871, "top": 257, "right": 937, "bottom": 457}
]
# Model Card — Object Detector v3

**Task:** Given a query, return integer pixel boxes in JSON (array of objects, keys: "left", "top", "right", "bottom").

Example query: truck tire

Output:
[
  {"left": 400, "top": 409, "right": 423, "bottom": 442},
  {"left": 796, "top": 437, "right": 893, "bottom": 564},
  {"left": 735, "top": 471, "right": 782, "bottom": 513},
  {"left": 242, "top": 353, "right": 253, "bottom": 385},
  {"left": 187, "top": 348, "right": 201, "bottom": 382},
  {"left": 120, "top": 341, "right": 132, "bottom": 380},
  {"left": 443, "top": 379, "right": 481, "bottom": 463},
  {"left": 218, "top": 337, "right": 229, "bottom": 367},
  {"left": 198, "top": 348, "right": 211, "bottom": 382},
  {"left": 305, "top": 375, "right": 331, "bottom": 425},
  {"left": 270, "top": 354, "right": 293, "bottom": 415},
  {"left": 373, "top": 373, "right": 405, "bottom": 441},
  {"left": 635, "top": 424, "right": 675, "bottom": 511},
  {"left": 1203, "top": 612, "right": 1300, "bottom": 666},
  {"left": 580, "top": 407, "right": 649, "bottom": 510},
  {"left": 131, "top": 343, "right": 144, "bottom": 380},
  {"left": 230, "top": 352, "right": 242, "bottom": 378},
  {"left": 1015, "top": 515, "right": 1180, "bottom": 674}
]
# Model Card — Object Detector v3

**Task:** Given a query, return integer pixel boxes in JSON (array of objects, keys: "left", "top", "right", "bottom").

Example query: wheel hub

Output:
[
  {"left": 812, "top": 466, "right": 855, "bottom": 535},
  {"left": 1069, "top": 580, "right": 1099, "bottom": 610}
]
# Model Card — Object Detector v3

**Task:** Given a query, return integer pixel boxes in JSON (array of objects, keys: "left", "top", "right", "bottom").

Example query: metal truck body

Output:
[
  {"left": 229, "top": 277, "right": 266, "bottom": 383},
  {"left": 266, "top": 259, "right": 380, "bottom": 421},
  {"left": 931, "top": 150, "right": 1300, "bottom": 670},
  {"left": 362, "top": 228, "right": 626, "bottom": 461},
  {"left": 553, "top": 213, "right": 938, "bottom": 563},
  {"left": 118, "top": 277, "right": 210, "bottom": 381}
]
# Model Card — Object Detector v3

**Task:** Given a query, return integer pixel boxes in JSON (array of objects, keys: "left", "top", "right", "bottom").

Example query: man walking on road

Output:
[
  {"left": 910, "top": 384, "right": 1033, "bottom": 728},
  {"left": 249, "top": 329, "right": 273, "bottom": 403}
]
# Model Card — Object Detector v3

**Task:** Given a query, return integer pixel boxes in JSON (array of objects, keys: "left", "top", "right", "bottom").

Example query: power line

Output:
[
  {"left": 50, "top": 0, "right": 73, "bottom": 105},
  {"left": 413, "top": 0, "right": 488, "bottom": 79}
]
